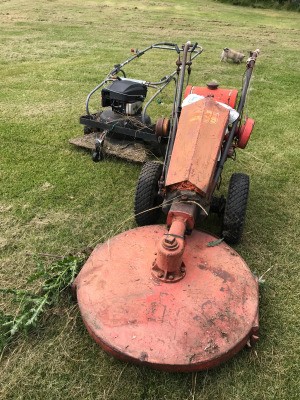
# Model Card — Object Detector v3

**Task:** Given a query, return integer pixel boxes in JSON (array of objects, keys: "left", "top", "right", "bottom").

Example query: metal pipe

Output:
[
  {"left": 213, "top": 49, "right": 260, "bottom": 189},
  {"left": 158, "top": 43, "right": 202, "bottom": 191},
  {"left": 85, "top": 79, "right": 112, "bottom": 115},
  {"left": 141, "top": 72, "right": 178, "bottom": 123},
  {"left": 164, "top": 41, "right": 192, "bottom": 174},
  {"left": 141, "top": 48, "right": 202, "bottom": 122},
  {"left": 85, "top": 42, "right": 202, "bottom": 115}
]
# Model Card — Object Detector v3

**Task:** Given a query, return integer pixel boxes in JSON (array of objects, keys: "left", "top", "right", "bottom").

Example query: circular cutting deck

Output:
[{"left": 74, "top": 226, "right": 258, "bottom": 372}]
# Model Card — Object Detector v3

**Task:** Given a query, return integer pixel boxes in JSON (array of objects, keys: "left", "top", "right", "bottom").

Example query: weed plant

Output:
[{"left": 0, "top": 254, "right": 85, "bottom": 352}]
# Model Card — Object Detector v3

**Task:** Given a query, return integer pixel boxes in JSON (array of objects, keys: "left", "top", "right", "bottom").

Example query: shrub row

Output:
[{"left": 216, "top": 0, "right": 300, "bottom": 11}]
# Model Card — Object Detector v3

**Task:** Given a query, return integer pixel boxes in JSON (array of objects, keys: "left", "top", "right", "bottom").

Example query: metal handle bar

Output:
[
  {"left": 161, "top": 41, "right": 197, "bottom": 182},
  {"left": 246, "top": 49, "right": 260, "bottom": 69},
  {"left": 213, "top": 49, "right": 260, "bottom": 189},
  {"left": 85, "top": 42, "right": 203, "bottom": 115},
  {"left": 85, "top": 78, "right": 113, "bottom": 115},
  {"left": 110, "top": 42, "right": 201, "bottom": 77},
  {"left": 152, "top": 43, "right": 181, "bottom": 53},
  {"left": 141, "top": 46, "right": 203, "bottom": 122}
]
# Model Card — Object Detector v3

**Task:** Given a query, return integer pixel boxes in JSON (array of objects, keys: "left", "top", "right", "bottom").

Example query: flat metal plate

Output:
[
  {"left": 166, "top": 98, "right": 229, "bottom": 196},
  {"left": 74, "top": 226, "right": 258, "bottom": 372},
  {"left": 69, "top": 134, "right": 151, "bottom": 163}
]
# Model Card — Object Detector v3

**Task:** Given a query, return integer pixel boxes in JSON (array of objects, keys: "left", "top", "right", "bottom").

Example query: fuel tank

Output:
[{"left": 184, "top": 85, "right": 238, "bottom": 108}]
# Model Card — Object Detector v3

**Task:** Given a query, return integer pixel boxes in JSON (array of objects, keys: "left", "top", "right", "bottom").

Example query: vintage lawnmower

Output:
[
  {"left": 72, "top": 42, "right": 203, "bottom": 162},
  {"left": 73, "top": 42, "right": 260, "bottom": 372}
]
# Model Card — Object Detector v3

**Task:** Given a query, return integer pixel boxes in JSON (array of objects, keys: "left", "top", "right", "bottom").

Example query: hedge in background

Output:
[{"left": 216, "top": 0, "right": 300, "bottom": 11}]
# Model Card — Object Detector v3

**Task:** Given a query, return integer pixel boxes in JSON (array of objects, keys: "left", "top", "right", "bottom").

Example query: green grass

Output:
[{"left": 0, "top": 0, "right": 299, "bottom": 399}]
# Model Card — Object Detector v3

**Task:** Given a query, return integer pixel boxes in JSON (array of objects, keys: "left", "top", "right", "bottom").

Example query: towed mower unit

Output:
[
  {"left": 73, "top": 42, "right": 260, "bottom": 371},
  {"left": 73, "top": 42, "right": 202, "bottom": 162}
]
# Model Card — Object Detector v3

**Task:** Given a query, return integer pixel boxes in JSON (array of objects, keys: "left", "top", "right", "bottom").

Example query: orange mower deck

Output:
[{"left": 73, "top": 226, "right": 259, "bottom": 372}]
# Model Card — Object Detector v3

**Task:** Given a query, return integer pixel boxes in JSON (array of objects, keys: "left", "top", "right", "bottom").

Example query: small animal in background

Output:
[{"left": 221, "top": 47, "right": 245, "bottom": 63}]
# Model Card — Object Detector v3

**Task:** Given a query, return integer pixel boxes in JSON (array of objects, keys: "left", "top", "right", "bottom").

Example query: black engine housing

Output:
[{"left": 102, "top": 80, "right": 147, "bottom": 114}]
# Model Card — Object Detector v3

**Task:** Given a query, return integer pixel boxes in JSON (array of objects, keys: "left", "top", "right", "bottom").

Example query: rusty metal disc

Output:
[{"left": 74, "top": 226, "right": 259, "bottom": 372}]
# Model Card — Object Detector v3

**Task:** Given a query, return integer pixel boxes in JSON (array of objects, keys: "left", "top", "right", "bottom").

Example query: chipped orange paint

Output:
[
  {"left": 168, "top": 181, "right": 203, "bottom": 195},
  {"left": 166, "top": 97, "right": 229, "bottom": 197},
  {"left": 74, "top": 226, "right": 259, "bottom": 372}
]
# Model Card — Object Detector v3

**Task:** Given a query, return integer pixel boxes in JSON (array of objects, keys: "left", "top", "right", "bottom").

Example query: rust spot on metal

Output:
[
  {"left": 166, "top": 98, "right": 229, "bottom": 197},
  {"left": 155, "top": 117, "right": 170, "bottom": 137},
  {"left": 140, "top": 352, "right": 148, "bottom": 362},
  {"left": 204, "top": 340, "right": 219, "bottom": 354},
  {"left": 212, "top": 267, "right": 235, "bottom": 283},
  {"left": 75, "top": 226, "right": 259, "bottom": 372},
  {"left": 168, "top": 180, "right": 203, "bottom": 195},
  {"left": 198, "top": 264, "right": 235, "bottom": 283}
]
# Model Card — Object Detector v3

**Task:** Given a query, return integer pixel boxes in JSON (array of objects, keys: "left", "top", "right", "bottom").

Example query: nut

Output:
[
  {"left": 164, "top": 236, "right": 176, "bottom": 245},
  {"left": 163, "top": 236, "right": 179, "bottom": 250}
]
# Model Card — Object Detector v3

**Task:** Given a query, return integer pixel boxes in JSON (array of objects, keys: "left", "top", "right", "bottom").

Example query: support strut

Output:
[{"left": 152, "top": 202, "right": 197, "bottom": 282}]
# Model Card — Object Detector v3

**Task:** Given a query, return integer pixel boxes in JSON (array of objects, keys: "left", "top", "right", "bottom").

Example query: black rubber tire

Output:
[
  {"left": 83, "top": 125, "right": 92, "bottom": 135},
  {"left": 222, "top": 173, "right": 250, "bottom": 245},
  {"left": 92, "top": 149, "right": 103, "bottom": 162},
  {"left": 134, "top": 162, "right": 163, "bottom": 226}
]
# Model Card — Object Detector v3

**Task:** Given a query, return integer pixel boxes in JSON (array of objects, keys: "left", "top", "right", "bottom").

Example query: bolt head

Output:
[{"left": 165, "top": 236, "right": 176, "bottom": 245}]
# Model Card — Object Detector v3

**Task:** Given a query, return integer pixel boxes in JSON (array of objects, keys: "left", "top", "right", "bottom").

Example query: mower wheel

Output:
[
  {"left": 134, "top": 161, "right": 163, "bottom": 226},
  {"left": 222, "top": 173, "right": 249, "bottom": 245},
  {"left": 84, "top": 125, "right": 92, "bottom": 135},
  {"left": 92, "top": 149, "right": 103, "bottom": 162}
]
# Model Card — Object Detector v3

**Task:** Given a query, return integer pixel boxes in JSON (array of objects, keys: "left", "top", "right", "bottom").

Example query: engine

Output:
[{"left": 101, "top": 79, "right": 147, "bottom": 116}]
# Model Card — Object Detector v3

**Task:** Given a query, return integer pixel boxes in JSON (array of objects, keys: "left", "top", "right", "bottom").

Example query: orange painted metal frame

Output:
[
  {"left": 184, "top": 85, "right": 239, "bottom": 108},
  {"left": 166, "top": 97, "right": 229, "bottom": 198}
]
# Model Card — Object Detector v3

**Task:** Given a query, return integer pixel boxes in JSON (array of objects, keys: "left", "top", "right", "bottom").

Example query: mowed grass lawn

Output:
[{"left": 0, "top": 0, "right": 299, "bottom": 399}]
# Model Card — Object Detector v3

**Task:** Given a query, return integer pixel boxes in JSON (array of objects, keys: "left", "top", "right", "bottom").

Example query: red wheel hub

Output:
[{"left": 74, "top": 226, "right": 259, "bottom": 372}]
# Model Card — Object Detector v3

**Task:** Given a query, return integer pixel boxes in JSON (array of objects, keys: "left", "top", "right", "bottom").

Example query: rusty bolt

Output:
[
  {"left": 165, "top": 236, "right": 176, "bottom": 245},
  {"left": 163, "top": 236, "right": 179, "bottom": 250}
]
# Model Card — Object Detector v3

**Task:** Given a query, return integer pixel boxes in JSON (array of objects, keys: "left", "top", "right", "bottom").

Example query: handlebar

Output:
[
  {"left": 213, "top": 48, "right": 260, "bottom": 189},
  {"left": 85, "top": 41, "right": 203, "bottom": 115},
  {"left": 246, "top": 49, "right": 260, "bottom": 69}
]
